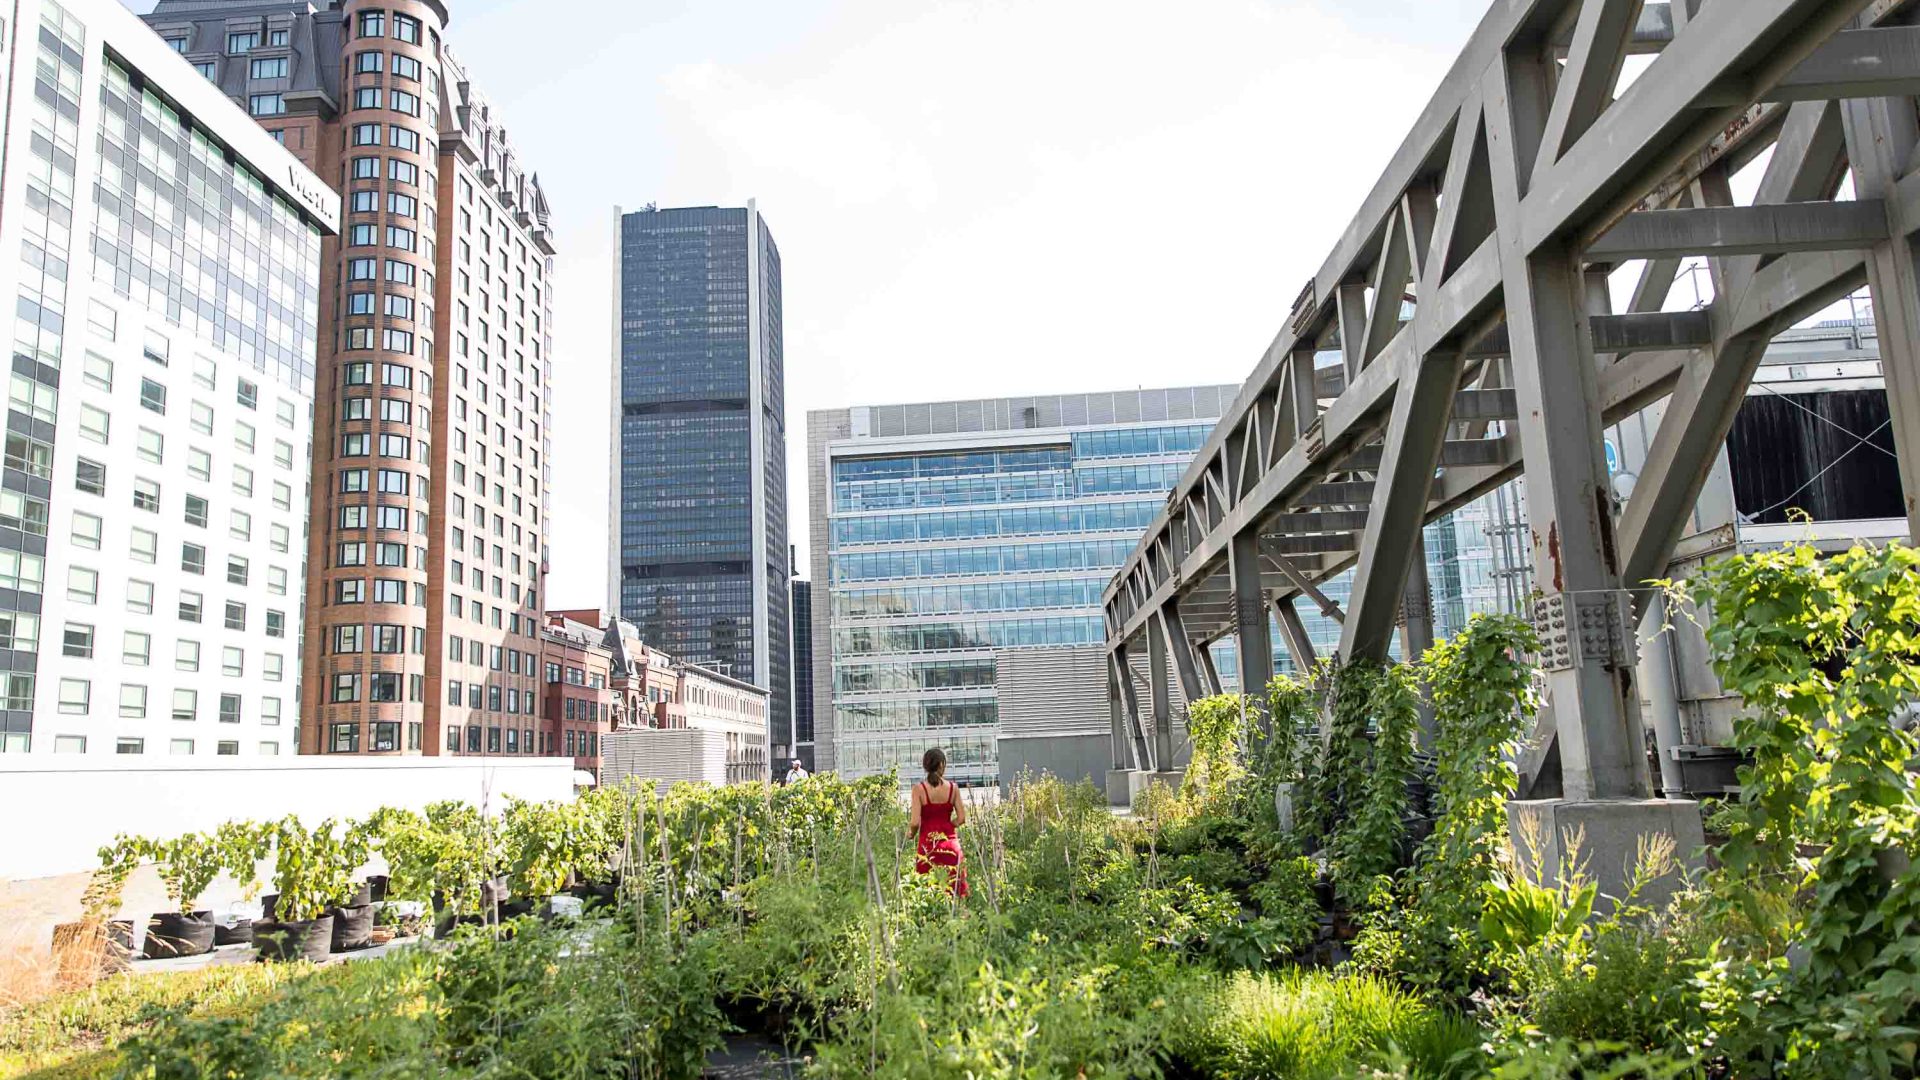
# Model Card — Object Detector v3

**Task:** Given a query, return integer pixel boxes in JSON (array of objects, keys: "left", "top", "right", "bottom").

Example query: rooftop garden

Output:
[{"left": 2, "top": 541, "right": 1916, "bottom": 1079}]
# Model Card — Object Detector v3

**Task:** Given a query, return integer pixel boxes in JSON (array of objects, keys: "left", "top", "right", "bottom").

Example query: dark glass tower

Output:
[
  {"left": 611, "top": 204, "right": 789, "bottom": 754},
  {"left": 790, "top": 575, "right": 814, "bottom": 768}
]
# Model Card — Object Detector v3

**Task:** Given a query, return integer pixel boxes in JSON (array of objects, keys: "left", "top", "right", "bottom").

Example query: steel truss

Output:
[{"left": 1103, "top": 0, "right": 1920, "bottom": 800}]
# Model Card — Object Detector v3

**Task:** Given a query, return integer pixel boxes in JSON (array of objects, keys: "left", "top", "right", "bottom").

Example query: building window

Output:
[
  {"left": 330, "top": 723, "right": 360, "bottom": 753},
  {"left": 393, "top": 13, "right": 420, "bottom": 42},
  {"left": 74, "top": 458, "right": 106, "bottom": 496},
  {"left": 220, "top": 694, "right": 242, "bottom": 723},
  {"left": 392, "top": 54, "right": 420, "bottom": 81},
  {"left": 62, "top": 624, "right": 93, "bottom": 659},
  {"left": 355, "top": 50, "right": 383, "bottom": 73},
  {"left": 139, "top": 378, "right": 167, "bottom": 414},
  {"left": 179, "top": 591, "right": 204, "bottom": 623},
  {"left": 332, "top": 674, "right": 361, "bottom": 703},
  {"left": 269, "top": 28, "right": 289, "bottom": 46},
  {"left": 119, "top": 684, "right": 147, "bottom": 719},
  {"left": 218, "top": 741, "right": 240, "bottom": 756},
  {"left": 358, "top": 10, "right": 384, "bottom": 38},
  {"left": 249, "top": 94, "right": 286, "bottom": 117},
  {"left": 165, "top": 36, "right": 186, "bottom": 52},
  {"left": 193, "top": 61, "right": 215, "bottom": 79},
  {"left": 224, "top": 602, "right": 247, "bottom": 631},
  {"left": 171, "top": 739, "right": 195, "bottom": 756},
  {"left": 117, "top": 738, "right": 144, "bottom": 755},
  {"left": 58, "top": 678, "right": 89, "bottom": 714},
  {"left": 227, "top": 31, "right": 259, "bottom": 52},
  {"left": 132, "top": 478, "right": 160, "bottom": 513},
  {"left": 249, "top": 57, "right": 287, "bottom": 79}
]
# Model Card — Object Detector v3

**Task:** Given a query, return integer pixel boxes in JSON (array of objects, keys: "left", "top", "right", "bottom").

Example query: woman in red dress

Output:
[{"left": 909, "top": 747, "right": 969, "bottom": 897}]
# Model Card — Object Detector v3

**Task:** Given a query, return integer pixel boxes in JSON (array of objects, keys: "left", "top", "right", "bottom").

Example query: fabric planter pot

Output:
[
  {"left": 144, "top": 911, "right": 216, "bottom": 959},
  {"left": 567, "top": 880, "right": 617, "bottom": 910},
  {"left": 259, "top": 893, "right": 279, "bottom": 921},
  {"left": 498, "top": 898, "right": 536, "bottom": 921},
  {"left": 365, "top": 875, "right": 389, "bottom": 903},
  {"left": 214, "top": 918, "right": 254, "bottom": 946},
  {"left": 346, "top": 882, "right": 373, "bottom": 908},
  {"left": 254, "top": 916, "right": 334, "bottom": 963},
  {"left": 331, "top": 904, "right": 375, "bottom": 952}
]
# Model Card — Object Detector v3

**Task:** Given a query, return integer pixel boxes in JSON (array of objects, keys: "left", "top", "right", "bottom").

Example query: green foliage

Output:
[
  {"left": 211, "top": 821, "right": 271, "bottom": 902},
  {"left": 1325, "top": 660, "right": 1420, "bottom": 903},
  {"left": 0, "top": 963, "right": 296, "bottom": 1078},
  {"left": 1684, "top": 542, "right": 1920, "bottom": 1076},
  {"left": 265, "top": 817, "right": 361, "bottom": 923},
  {"left": 1184, "top": 692, "right": 1254, "bottom": 812},
  {"left": 1354, "top": 613, "right": 1542, "bottom": 993},
  {"left": 132, "top": 826, "right": 223, "bottom": 910},
  {"left": 1168, "top": 970, "right": 1482, "bottom": 1079},
  {"left": 85, "top": 840, "right": 144, "bottom": 924}
]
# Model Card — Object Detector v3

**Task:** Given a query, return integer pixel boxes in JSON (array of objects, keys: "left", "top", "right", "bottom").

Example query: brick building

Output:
[
  {"left": 142, "top": 0, "right": 556, "bottom": 758},
  {"left": 537, "top": 612, "right": 611, "bottom": 777},
  {"left": 550, "top": 609, "right": 768, "bottom": 784}
]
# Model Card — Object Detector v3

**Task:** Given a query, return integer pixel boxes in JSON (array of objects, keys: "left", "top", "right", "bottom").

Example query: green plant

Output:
[
  {"left": 1184, "top": 692, "right": 1254, "bottom": 812},
  {"left": 1678, "top": 542, "right": 1920, "bottom": 1075},
  {"left": 84, "top": 841, "right": 144, "bottom": 925},
  {"left": 264, "top": 817, "right": 359, "bottom": 923},
  {"left": 131, "top": 832, "right": 223, "bottom": 917},
  {"left": 1325, "top": 660, "right": 1419, "bottom": 903},
  {"left": 211, "top": 821, "right": 270, "bottom": 902},
  {"left": 1170, "top": 969, "right": 1481, "bottom": 1079}
]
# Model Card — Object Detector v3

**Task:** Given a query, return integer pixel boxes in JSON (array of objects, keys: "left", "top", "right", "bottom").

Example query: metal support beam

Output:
[
  {"left": 1585, "top": 201, "right": 1887, "bottom": 260},
  {"left": 1588, "top": 310, "right": 1714, "bottom": 354},
  {"left": 1618, "top": 100, "right": 1853, "bottom": 589},
  {"left": 1147, "top": 616, "right": 1174, "bottom": 773},
  {"left": 1489, "top": 56, "right": 1652, "bottom": 802},
  {"left": 1844, "top": 87, "right": 1920, "bottom": 537},
  {"left": 1231, "top": 530, "right": 1275, "bottom": 700},
  {"left": 1339, "top": 351, "right": 1465, "bottom": 661},
  {"left": 1198, "top": 644, "right": 1225, "bottom": 697},
  {"left": 1110, "top": 645, "right": 1150, "bottom": 772},
  {"left": 1763, "top": 26, "right": 1920, "bottom": 102},
  {"left": 1271, "top": 593, "right": 1317, "bottom": 673}
]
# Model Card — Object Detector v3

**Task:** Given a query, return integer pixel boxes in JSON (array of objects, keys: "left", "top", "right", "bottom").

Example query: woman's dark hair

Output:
[{"left": 922, "top": 747, "right": 947, "bottom": 784}]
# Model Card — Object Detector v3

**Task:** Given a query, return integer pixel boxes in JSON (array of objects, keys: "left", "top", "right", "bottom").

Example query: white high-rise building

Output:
[{"left": 0, "top": 0, "right": 338, "bottom": 757}]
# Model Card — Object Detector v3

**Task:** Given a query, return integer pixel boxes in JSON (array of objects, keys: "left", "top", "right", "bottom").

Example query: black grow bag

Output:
[
  {"left": 331, "top": 904, "right": 375, "bottom": 951},
  {"left": 144, "top": 911, "right": 216, "bottom": 959},
  {"left": 214, "top": 918, "right": 254, "bottom": 946},
  {"left": 254, "top": 916, "right": 334, "bottom": 963}
]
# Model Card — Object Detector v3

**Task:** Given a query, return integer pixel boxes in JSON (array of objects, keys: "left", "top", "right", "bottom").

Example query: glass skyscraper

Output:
[
  {"left": 611, "top": 204, "right": 789, "bottom": 757},
  {"left": 806, "top": 388, "right": 1236, "bottom": 785}
]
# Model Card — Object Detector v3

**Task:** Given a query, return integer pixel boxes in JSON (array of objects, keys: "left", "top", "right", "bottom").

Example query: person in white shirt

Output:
[{"left": 783, "top": 759, "right": 809, "bottom": 784}]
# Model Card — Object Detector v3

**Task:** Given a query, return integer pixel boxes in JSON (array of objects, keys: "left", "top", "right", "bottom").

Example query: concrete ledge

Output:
[
  {"left": 1107, "top": 769, "right": 1183, "bottom": 808},
  {"left": 1507, "top": 798, "right": 1706, "bottom": 910}
]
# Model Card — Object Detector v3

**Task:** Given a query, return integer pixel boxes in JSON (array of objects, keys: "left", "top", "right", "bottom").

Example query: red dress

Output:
[{"left": 914, "top": 780, "right": 969, "bottom": 897}]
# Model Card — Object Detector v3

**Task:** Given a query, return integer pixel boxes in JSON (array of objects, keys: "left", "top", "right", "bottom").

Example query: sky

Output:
[{"left": 128, "top": 0, "right": 1492, "bottom": 610}]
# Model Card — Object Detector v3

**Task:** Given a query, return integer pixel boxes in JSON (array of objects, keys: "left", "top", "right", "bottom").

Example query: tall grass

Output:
[{"left": 1173, "top": 970, "right": 1483, "bottom": 1080}]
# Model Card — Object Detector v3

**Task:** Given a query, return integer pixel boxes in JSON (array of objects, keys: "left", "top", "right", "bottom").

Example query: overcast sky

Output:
[{"left": 129, "top": 0, "right": 1491, "bottom": 609}]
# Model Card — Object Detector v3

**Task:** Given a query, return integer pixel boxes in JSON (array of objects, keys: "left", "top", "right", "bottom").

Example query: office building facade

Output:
[
  {"left": 807, "top": 387, "right": 1236, "bottom": 785},
  {"left": 143, "top": 0, "right": 558, "bottom": 757},
  {"left": 611, "top": 203, "right": 788, "bottom": 763},
  {"left": 0, "top": 0, "right": 337, "bottom": 755}
]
